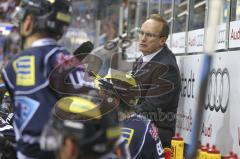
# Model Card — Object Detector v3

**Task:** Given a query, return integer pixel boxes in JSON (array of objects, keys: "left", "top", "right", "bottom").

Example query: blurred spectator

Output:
[
  {"left": 0, "top": 0, "right": 19, "bottom": 63},
  {"left": 0, "top": 0, "right": 17, "bottom": 21},
  {"left": 98, "top": 1, "right": 120, "bottom": 45},
  {"left": 0, "top": 0, "right": 9, "bottom": 17},
  {"left": 0, "top": 30, "right": 6, "bottom": 50},
  {"left": 99, "top": 21, "right": 117, "bottom": 45},
  {"left": 5, "top": 26, "right": 20, "bottom": 59},
  {"left": 0, "top": 30, "right": 6, "bottom": 67},
  {"left": 122, "top": 0, "right": 128, "bottom": 33}
]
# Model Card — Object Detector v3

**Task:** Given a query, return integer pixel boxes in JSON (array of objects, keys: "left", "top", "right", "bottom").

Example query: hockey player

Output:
[
  {"left": 1, "top": 0, "right": 93, "bottom": 158},
  {"left": 40, "top": 95, "right": 130, "bottom": 159},
  {"left": 98, "top": 72, "right": 165, "bottom": 159}
]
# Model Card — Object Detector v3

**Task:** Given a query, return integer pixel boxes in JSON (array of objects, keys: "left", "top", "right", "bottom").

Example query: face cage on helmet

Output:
[
  {"left": 40, "top": 119, "right": 64, "bottom": 151},
  {"left": 40, "top": 116, "right": 88, "bottom": 152},
  {"left": 40, "top": 115, "right": 120, "bottom": 157},
  {"left": 11, "top": 6, "right": 26, "bottom": 26}
]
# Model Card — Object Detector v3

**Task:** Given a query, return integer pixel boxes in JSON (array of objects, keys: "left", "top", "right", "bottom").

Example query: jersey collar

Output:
[{"left": 31, "top": 38, "right": 57, "bottom": 47}]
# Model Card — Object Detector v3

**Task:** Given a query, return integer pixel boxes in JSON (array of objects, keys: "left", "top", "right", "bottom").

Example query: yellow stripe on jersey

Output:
[
  {"left": 122, "top": 127, "right": 134, "bottom": 145},
  {"left": 13, "top": 56, "right": 35, "bottom": 86}
]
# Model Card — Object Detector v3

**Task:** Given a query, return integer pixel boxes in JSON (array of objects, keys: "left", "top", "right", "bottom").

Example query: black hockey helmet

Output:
[
  {"left": 40, "top": 95, "right": 121, "bottom": 157},
  {"left": 97, "top": 69, "right": 141, "bottom": 109},
  {"left": 12, "top": 0, "right": 72, "bottom": 39}
]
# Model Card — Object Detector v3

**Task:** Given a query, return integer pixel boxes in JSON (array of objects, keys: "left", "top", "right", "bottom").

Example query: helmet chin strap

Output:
[
  {"left": 20, "top": 30, "right": 33, "bottom": 49},
  {"left": 19, "top": 36, "right": 25, "bottom": 50},
  {"left": 18, "top": 21, "right": 26, "bottom": 49}
]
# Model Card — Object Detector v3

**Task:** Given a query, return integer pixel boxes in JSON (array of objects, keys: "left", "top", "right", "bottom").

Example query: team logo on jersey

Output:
[
  {"left": 13, "top": 56, "right": 35, "bottom": 86},
  {"left": 121, "top": 127, "right": 134, "bottom": 145},
  {"left": 14, "top": 96, "right": 39, "bottom": 132},
  {"left": 54, "top": 53, "right": 77, "bottom": 70}
]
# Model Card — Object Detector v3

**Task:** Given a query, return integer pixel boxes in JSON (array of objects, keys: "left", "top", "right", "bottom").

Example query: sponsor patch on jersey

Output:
[
  {"left": 13, "top": 56, "right": 35, "bottom": 86},
  {"left": 121, "top": 127, "right": 134, "bottom": 145},
  {"left": 14, "top": 96, "right": 39, "bottom": 132},
  {"left": 149, "top": 123, "right": 159, "bottom": 141}
]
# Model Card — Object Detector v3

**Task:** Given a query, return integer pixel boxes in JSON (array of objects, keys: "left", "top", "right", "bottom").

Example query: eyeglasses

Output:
[{"left": 137, "top": 29, "right": 161, "bottom": 39}]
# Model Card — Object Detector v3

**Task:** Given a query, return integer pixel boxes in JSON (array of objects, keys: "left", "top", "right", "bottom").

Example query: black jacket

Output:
[{"left": 133, "top": 45, "right": 181, "bottom": 147}]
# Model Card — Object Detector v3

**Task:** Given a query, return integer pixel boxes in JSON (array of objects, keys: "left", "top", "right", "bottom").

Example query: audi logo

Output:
[{"left": 204, "top": 68, "right": 230, "bottom": 113}]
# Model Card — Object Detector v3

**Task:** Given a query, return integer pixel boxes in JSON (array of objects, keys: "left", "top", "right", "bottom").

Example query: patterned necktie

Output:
[
  {"left": 132, "top": 57, "right": 143, "bottom": 75},
  {"left": 136, "top": 57, "right": 143, "bottom": 70}
]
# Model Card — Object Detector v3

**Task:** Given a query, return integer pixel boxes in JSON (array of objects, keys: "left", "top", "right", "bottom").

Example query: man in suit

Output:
[{"left": 132, "top": 14, "right": 181, "bottom": 148}]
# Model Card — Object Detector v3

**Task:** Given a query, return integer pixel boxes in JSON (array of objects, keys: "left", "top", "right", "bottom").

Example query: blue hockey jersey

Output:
[
  {"left": 121, "top": 114, "right": 165, "bottom": 159},
  {"left": 0, "top": 113, "right": 14, "bottom": 137},
  {"left": 1, "top": 38, "right": 94, "bottom": 158}
]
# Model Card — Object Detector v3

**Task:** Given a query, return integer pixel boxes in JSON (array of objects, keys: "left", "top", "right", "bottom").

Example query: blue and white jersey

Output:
[
  {"left": 0, "top": 113, "right": 14, "bottom": 137},
  {"left": 122, "top": 114, "right": 165, "bottom": 159},
  {"left": 0, "top": 113, "right": 16, "bottom": 159},
  {"left": 1, "top": 38, "right": 94, "bottom": 159}
]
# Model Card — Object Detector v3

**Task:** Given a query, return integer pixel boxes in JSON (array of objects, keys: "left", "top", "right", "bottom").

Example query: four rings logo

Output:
[{"left": 204, "top": 68, "right": 230, "bottom": 113}]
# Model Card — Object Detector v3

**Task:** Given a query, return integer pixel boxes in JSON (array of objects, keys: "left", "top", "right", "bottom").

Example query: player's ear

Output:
[
  {"left": 159, "top": 37, "right": 167, "bottom": 46},
  {"left": 21, "top": 14, "right": 34, "bottom": 37}
]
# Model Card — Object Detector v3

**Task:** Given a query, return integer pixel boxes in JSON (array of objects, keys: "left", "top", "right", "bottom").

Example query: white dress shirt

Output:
[{"left": 140, "top": 48, "right": 163, "bottom": 68}]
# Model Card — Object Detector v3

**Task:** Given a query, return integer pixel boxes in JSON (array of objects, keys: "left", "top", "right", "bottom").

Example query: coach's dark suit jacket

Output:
[{"left": 132, "top": 45, "right": 181, "bottom": 147}]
